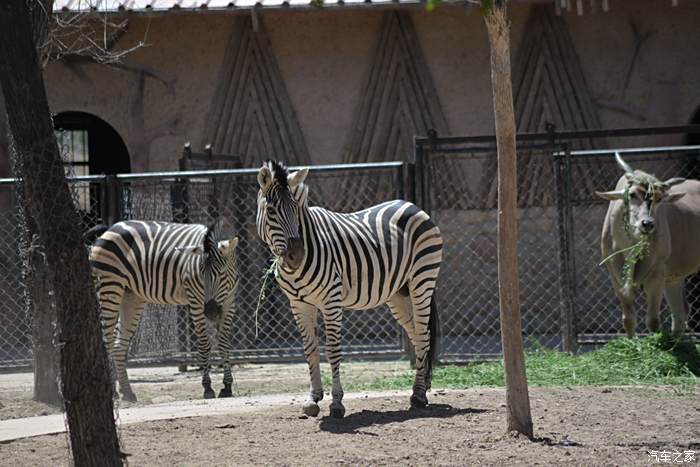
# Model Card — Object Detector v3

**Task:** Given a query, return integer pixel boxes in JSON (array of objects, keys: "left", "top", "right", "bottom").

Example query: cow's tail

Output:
[
  {"left": 425, "top": 295, "right": 440, "bottom": 391},
  {"left": 83, "top": 224, "right": 110, "bottom": 245}
]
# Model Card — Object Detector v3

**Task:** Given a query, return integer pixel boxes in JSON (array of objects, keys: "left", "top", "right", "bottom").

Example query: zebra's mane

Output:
[
  {"left": 203, "top": 221, "right": 221, "bottom": 258},
  {"left": 266, "top": 160, "right": 289, "bottom": 190}
]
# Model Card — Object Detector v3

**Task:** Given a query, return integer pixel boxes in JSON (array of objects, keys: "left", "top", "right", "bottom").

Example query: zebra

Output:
[
  {"left": 256, "top": 161, "right": 443, "bottom": 418},
  {"left": 87, "top": 220, "right": 239, "bottom": 402}
]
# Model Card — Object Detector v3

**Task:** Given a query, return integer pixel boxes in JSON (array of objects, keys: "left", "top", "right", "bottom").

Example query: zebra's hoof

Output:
[
  {"left": 330, "top": 402, "right": 345, "bottom": 419},
  {"left": 302, "top": 401, "right": 320, "bottom": 417},
  {"left": 203, "top": 388, "right": 216, "bottom": 399},
  {"left": 218, "top": 387, "right": 233, "bottom": 398},
  {"left": 121, "top": 391, "right": 137, "bottom": 403},
  {"left": 410, "top": 394, "right": 428, "bottom": 409}
]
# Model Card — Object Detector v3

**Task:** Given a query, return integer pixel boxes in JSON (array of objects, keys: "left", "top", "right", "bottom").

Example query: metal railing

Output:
[
  {"left": 0, "top": 162, "right": 410, "bottom": 368},
  {"left": 2, "top": 126, "right": 700, "bottom": 369},
  {"left": 416, "top": 125, "right": 700, "bottom": 360},
  {"left": 559, "top": 145, "right": 700, "bottom": 344}
]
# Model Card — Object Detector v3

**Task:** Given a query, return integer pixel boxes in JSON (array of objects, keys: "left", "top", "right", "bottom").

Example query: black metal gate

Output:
[{"left": 0, "top": 162, "right": 410, "bottom": 369}]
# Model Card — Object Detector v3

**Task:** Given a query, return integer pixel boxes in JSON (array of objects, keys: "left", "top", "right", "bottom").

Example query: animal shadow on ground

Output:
[
  {"left": 319, "top": 404, "right": 488, "bottom": 434},
  {"left": 660, "top": 333, "right": 700, "bottom": 375}
]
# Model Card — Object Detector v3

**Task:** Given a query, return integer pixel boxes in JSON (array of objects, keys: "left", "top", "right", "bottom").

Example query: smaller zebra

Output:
[{"left": 87, "top": 221, "right": 239, "bottom": 402}]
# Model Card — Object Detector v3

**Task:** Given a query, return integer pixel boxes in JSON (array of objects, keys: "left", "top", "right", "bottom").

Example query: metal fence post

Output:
[
  {"left": 403, "top": 162, "right": 416, "bottom": 204},
  {"left": 99, "top": 176, "right": 109, "bottom": 225},
  {"left": 170, "top": 168, "right": 194, "bottom": 371},
  {"left": 397, "top": 162, "right": 415, "bottom": 363},
  {"left": 562, "top": 145, "right": 578, "bottom": 351},
  {"left": 413, "top": 137, "right": 425, "bottom": 210},
  {"left": 105, "top": 175, "right": 122, "bottom": 225},
  {"left": 554, "top": 143, "right": 577, "bottom": 353},
  {"left": 413, "top": 134, "right": 440, "bottom": 363},
  {"left": 406, "top": 141, "right": 427, "bottom": 365}
]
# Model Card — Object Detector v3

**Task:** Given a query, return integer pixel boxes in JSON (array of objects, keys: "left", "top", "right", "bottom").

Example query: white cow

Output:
[{"left": 596, "top": 153, "right": 700, "bottom": 337}]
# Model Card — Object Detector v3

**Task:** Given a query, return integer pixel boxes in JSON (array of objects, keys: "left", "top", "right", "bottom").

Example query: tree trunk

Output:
[
  {"left": 28, "top": 232, "right": 62, "bottom": 407},
  {"left": 484, "top": 2, "right": 534, "bottom": 438},
  {"left": 0, "top": 1, "right": 123, "bottom": 464}
]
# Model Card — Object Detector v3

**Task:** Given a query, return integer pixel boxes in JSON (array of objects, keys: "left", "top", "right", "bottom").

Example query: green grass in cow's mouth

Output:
[{"left": 362, "top": 333, "right": 700, "bottom": 391}]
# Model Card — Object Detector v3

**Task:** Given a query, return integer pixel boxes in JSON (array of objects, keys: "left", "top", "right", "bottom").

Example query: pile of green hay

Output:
[{"left": 363, "top": 333, "right": 700, "bottom": 391}]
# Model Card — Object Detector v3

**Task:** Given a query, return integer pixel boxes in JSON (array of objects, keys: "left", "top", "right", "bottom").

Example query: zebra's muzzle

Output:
[
  {"left": 204, "top": 300, "right": 222, "bottom": 322},
  {"left": 283, "top": 237, "right": 305, "bottom": 270}
]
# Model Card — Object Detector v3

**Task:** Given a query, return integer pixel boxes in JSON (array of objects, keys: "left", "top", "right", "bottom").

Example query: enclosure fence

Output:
[
  {"left": 1, "top": 126, "right": 699, "bottom": 369},
  {"left": 416, "top": 125, "right": 700, "bottom": 360},
  {"left": 0, "top": 162, "right": 412, "bottom": 369}
]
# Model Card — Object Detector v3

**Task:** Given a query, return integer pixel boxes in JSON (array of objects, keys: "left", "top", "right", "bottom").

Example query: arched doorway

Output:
[
  {"left": 53, "top": 112, "right": 130, "bottom": 228},
  {"left": 53, "top": 111, "right": 130, "bottom": 175}
]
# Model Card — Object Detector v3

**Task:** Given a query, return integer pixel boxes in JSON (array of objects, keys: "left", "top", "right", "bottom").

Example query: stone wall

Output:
[{"left": 0, "top": 1, "right": 686, "bottom": 175}]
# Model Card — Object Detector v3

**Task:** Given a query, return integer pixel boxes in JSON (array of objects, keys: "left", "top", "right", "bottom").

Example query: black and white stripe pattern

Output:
[
  {"left": 88, "top": 220, "right": 239, "bottom": 401},
  {"left": 256, "top": 161, "right": 443, "bottom": 417}
]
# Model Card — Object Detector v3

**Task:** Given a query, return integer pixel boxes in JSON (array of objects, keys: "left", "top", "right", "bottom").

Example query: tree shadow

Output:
[{"left": 318, "top": 403, "right": 489, "bottom": 434}]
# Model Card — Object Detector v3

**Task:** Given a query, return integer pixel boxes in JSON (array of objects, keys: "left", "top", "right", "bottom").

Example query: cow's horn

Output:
[
  {"left": 658, "top": 177, "right": 685, "bottom": 189},
  {"left": 615, "top": 152, "right": 635, "bottom": 176}
]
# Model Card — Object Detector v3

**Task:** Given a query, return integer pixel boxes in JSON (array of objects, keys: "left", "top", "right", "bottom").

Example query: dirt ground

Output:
[
  {"left": 2, "top": 384, "right": 699, "bottom": 466},
  {"left": 0, "top": 360, "right": 412, "bottom": 420}
]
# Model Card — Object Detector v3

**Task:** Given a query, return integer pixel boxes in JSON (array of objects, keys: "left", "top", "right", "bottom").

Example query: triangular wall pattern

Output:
[
  {"left": 343, "top": 11, "right": 448, "bottom": 163},
  {"left": 513, "top": 5, "right": 602, "bottom": 141},
  {"left": 481, "top": 5, "right": 605, "bottom": 208},
  {"left": 202, "top": 16, "right": 310, "bottom": 167}
]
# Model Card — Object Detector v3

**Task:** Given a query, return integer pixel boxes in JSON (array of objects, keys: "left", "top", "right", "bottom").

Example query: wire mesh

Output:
[
  {"left": 117, "top": 164, "right": 406, "bottom": 364},
  {"left": 422, "top": 140, "right": 700, "bottom": 360},
  {"left": 0, "top": 164, "right": 406, "bottom": 369},
  {"left": 2, "top": 141, "right": 699, "bottom": 370},
  {"left": 567, "top": 147, "right": 700, "bottom": 342},
  {"left": 0, "top": 185, "right": 31, "bottom": 367},
  {"left": 426, "top": 148, "right": 564, "bottom": 360}
]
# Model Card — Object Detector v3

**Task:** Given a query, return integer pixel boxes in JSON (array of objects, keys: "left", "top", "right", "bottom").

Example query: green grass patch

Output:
[{"left": 363, "top": 333, "right": 700, "bottom": 391}]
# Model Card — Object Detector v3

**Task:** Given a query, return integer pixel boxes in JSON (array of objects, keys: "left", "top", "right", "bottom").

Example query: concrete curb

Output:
[{"left": 0, "top": 389, "right": 414, "bottom": 443}]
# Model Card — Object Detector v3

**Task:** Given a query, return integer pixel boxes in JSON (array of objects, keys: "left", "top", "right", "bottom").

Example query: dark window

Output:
[
  {"left": 53, "top": 112, "right": 130, "bottom": 227},
  {"left": 55, "top": 128, "right": 89, "bottom": 175},
  {"left": 53, "top": 111, "right": 130, "bottom": 175}
]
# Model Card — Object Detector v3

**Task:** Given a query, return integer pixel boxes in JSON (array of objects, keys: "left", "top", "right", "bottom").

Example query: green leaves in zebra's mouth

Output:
[{"left": 253, "top": 257, "right": 282, "bottom": 339}]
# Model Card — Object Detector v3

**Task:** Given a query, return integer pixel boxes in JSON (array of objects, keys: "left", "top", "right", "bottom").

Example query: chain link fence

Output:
[
  {"left": 417, "top": 128, "right": 700, "bottom": 361},
  {"left": 418, "top": 142, "right": 568, "bottom": 360},
  {"left": 0, "top": 162, "right": 409, "bottom": 369},
  {"left": 2, "top": 127, "right": 700, "bottom": 370},
  {"left": 0, "top": 184, "right": 29, "bottom": 368},
  {"left": 566, "top": 146, "right": 700, "bottom": 344}
]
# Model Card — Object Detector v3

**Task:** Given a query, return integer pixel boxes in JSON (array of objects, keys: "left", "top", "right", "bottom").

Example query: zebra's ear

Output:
[
  {"left": 175, "top": 245, "right": 203, "bottom": 256},
  {"left": 219, "top": 237, "right": 239, "bottom": 256},
  {"left": 258, "top": 165, "right": 273, "bottom": 192},
  {"left": 288, "top": 167, "right": 309, "bottom": 188}
]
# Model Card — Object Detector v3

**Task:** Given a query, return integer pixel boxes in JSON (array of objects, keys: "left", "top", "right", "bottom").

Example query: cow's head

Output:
[
  {"left": 256, "top": 160, "right": 309, "bottom": 271},
  {"left": 596, "top": 152, "right": 686, "bottom": 237}
]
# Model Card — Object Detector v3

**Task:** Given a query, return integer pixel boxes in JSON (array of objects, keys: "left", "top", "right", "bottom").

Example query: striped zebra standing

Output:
[
  {"left": 87, "top": 221, "right": 239, "bottom": 402},
  {"left": 256, "top": 161, "right": 443, "bottom": 418}
]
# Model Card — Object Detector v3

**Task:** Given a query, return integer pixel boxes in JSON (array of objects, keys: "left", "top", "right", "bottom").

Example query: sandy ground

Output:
[
  {"left": 2, "top": 385, "right": 699, "bottom": 466},
  {"left": 0, "top": 360, "right": 412, "bottom": 420}
]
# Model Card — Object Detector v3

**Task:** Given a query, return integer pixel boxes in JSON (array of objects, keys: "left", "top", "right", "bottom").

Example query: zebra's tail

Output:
[
  {"left": 83, "top": 224, "right": 110, "bottom": 245},
  {"left": 425, "top": 295, "right": 440, "bottom": 391}
]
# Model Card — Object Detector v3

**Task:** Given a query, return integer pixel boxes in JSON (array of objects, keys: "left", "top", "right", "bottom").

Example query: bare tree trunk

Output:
[
  {"left": 0, "top": 1, "right": 122, "bottom": 464},
  {"left": 28, "top": 232, "right": 62, "bottom": 407},
  {"left": 484, "top": 1, "right": 534, "bottom": 438}
]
